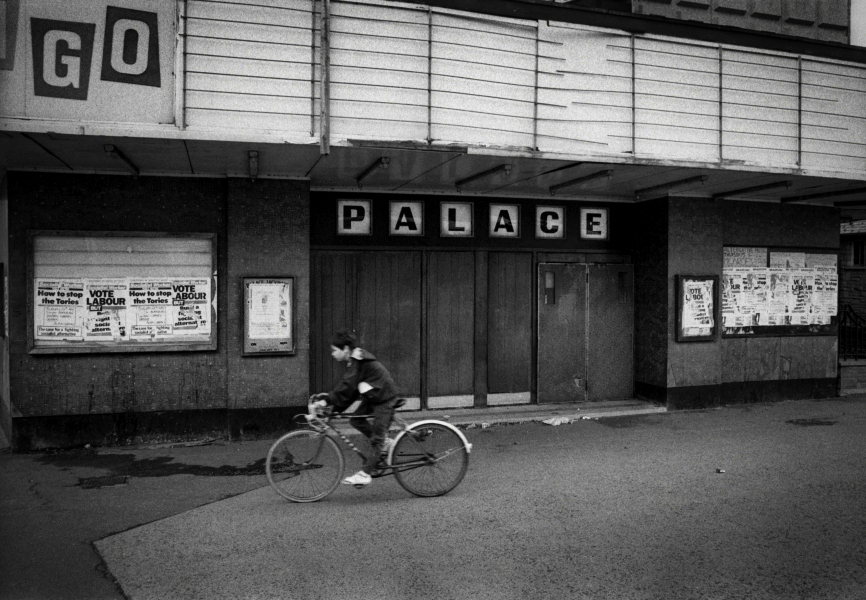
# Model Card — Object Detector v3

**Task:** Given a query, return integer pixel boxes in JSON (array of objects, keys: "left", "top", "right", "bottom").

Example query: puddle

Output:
[
  {"left": 36, "top": 449, "right": 267, "bottom": 479},
  {"left": 786, "top": 418, "right": 837, "bottom": 427}
]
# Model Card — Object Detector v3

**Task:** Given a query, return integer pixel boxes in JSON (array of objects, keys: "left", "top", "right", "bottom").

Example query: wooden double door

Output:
[{"left": 311, "top": 251, "right": 632, "bottom": 407}]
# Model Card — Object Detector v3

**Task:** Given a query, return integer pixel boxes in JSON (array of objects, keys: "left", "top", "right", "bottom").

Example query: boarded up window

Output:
[{"left": 29, "top": 232, "right": 216, "bottom": 353}]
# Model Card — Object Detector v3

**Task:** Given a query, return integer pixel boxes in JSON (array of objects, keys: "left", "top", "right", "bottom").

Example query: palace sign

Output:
[{"left": 337, "top": 200, "right": 610, "bottom": 240}]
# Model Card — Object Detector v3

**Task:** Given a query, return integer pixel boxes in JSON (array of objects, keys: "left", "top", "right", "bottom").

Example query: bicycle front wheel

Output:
[
  {"left": 392, "top": 422, "right": 469, "bottom": 497},
  {"left": 266, "top": 430, "right": 344, "bottom": 502}
]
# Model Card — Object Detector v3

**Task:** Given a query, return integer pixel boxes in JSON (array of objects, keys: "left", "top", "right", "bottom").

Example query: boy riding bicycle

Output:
[{"left": 311, "top": 330, "right": 399, "bottom": 487}]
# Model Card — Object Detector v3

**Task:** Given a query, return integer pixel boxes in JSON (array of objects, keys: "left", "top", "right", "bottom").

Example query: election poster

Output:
[
  {"left": 169, "top": 279, "right": 211, "bottom": 336},
  {"left": 677, "top": 275, "right": 716, "bottom": 341},
  {"left": 83, "top": 279, "right": 129, "bottom": 341},
  {"left": 723, "top": 247, "right": 767, "bottom": 268},
  {"left": 243, "top": 277, "right": 295, "bottom": 355},
  {"left": 34, "top": 276, "right": 212, "bottom": 346},
  {"left": 723, "top": 247, "right": 838, "bottom": 332},
  {"left": 34, "top": 279, "right": 85, "bottom": 340}
]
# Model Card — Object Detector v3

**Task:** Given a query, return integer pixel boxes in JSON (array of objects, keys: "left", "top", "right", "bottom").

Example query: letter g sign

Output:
[{"left": 31, "top": 18, "right": 96, "bottom": 100}]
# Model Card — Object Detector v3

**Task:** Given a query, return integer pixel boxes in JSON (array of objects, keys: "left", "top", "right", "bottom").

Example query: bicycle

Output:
[{"left": 265, "top": 397, "right": 473, "bottom": 502}]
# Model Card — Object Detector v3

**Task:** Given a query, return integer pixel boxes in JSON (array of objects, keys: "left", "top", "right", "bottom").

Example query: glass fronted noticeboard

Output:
[
  {"left": 722, "top": 246, "right": 838, "bottom": 337},
  {"left": 28, "top": 232, "right": 217, "bottom": 354},
  {"left": 243, "top": 277, "right": 294, "bottom": 355}
]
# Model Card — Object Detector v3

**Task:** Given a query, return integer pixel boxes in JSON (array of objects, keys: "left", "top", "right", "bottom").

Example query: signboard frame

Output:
[
  {"left": 676, "top": 274, "right": 718, "bottom": 343},
  {"left": 242, "top": 277, "right": 295, "bottom": 356},
  {"left": 26, "top": 231, "right": 217, "bottom": 354}
]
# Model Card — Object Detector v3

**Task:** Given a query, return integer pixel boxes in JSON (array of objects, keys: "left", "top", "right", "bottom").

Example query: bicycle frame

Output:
[{"left": 299, "top": 409, "right": 472, "bottom": 479}]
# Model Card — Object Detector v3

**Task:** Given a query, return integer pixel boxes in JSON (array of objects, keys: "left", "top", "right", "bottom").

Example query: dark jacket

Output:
[{"left": 326, "top": 348, "right": 397, "bottom": 411}]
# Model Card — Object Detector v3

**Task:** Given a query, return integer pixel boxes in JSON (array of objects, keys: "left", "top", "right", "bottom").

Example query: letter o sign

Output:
[{"left": 100, "top": 7, "right": 161, "bottom": 87}]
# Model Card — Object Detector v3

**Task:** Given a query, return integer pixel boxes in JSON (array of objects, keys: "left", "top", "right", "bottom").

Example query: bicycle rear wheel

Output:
[
  {"left": 392, "top": 422, "right": 469, "bottom": 497},
  {"left": 266, "top": 430, "right": 344, "bottom": 502}
]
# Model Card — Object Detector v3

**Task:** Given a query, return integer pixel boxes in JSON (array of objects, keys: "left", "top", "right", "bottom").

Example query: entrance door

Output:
[
  {"left": 537, "top": 263, "right": 634, "bottom": 403},
  {"left": 537, "top": 263, "right": 586, "bottom": 403}
]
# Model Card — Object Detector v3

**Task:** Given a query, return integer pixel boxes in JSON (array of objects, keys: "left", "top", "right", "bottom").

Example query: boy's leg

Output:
[
  {"left": 361, "top": 399, "right": 397, "bottom": 474},
  {"left": 349, "top": 402, "right": 373, "bottom": 438}
]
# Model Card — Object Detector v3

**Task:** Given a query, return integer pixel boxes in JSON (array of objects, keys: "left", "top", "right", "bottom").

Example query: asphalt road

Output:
[{"left": 3, "top": 398, "right": 866, "bottom": 600}]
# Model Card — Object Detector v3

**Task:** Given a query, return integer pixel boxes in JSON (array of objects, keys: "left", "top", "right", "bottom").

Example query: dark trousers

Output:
[{"left": 349, "top": 397, "right": 397, "bottom": 474}]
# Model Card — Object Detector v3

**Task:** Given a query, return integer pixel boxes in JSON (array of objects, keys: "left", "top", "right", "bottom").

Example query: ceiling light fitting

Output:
[
  {"left": 549, "top": 169, "right": 613, "bottom": 196},
  {"left": 103, "top": 144, "right": 139, "bottom": 176},
  {"left": 712, "top": 180, "right": 793, "bottom": 201},
  {"left": 781, "top": 186, "right": 866, "bottom": 204},
  {"left": 356, "top": 157, "right": 390, "bottom": 189},
  {"left": 634, "top": 175, "right": 708, "bottom": 201},
  {"left": 455, "top": 164, "right": 512, "bottom": 192}
]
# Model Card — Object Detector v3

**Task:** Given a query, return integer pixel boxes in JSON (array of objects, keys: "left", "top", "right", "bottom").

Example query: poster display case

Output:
[
  {"left": 243, "top": 277, "right": 295, "bottom": 356},
  {"left": 722, "top": 246, "right": 838, "bottom": 337},
  {"left": 676, "top": 275, "right": 718, "bottom": 342}
]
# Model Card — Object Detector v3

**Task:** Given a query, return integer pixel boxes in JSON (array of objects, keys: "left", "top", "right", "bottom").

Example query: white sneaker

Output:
[{"left": 341, "top": 470, "right": 372, "bottom": 486}]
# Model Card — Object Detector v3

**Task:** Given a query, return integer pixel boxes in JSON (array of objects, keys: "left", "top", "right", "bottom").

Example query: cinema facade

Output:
[{"left": 0, "top": 0, "right": 864, "bottom": 449}]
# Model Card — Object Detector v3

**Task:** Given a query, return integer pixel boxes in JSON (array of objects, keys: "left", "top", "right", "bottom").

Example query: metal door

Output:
[
  {"left": 537, "top": 263, "right": 634, "bottom": 403},
  {"left": 586, "top": 264, "right": 634, "bottom": 401},
  {"left": 537, "top": 263, "right": 586, "bottom": 403}
]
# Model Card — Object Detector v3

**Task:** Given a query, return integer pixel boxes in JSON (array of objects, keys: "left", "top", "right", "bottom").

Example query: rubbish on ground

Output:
[
  {"left": 542, "top": 417, "right": 572, "bottom": 426},
  {"left": 716, "top": 468, "right": 726, "bottom": 474},
  {"left": 481, "top": 422, "right": 490, "bottom": 429}
]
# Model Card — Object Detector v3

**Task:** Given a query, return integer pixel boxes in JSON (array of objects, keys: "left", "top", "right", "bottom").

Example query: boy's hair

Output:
[{"left": 331, "top": 329, "right": 357, "bottom": 349}]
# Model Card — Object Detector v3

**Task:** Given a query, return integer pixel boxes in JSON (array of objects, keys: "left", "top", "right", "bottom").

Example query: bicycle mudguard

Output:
[{"left": 387, "top": 419, "right": 473, "bottom": 465}]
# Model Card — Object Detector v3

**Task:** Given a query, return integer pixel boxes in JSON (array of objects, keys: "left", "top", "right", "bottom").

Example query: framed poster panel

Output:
[
  {"left": 27, "top": 232, "right": 217, "bottom": 354},
  {"left": 243, "top": 277, "right": 295, "bottom": 356},
  {"left": 676, "top": 275, "right": 718, "bottom": 342}
]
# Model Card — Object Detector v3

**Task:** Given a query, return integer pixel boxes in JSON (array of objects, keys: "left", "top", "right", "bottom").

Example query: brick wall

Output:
[{"left": 840, "top": 359, "right": 866, "bottom": 395}]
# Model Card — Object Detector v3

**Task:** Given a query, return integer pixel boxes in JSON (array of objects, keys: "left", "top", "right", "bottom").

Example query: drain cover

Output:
[{"left": 79, "top": 475, "right": 130, "bottom": 489}]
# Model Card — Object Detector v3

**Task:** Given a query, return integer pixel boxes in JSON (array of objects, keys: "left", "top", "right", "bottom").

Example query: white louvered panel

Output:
[
  {"left": 537, "top": 23, "right": 631, "bottom": 156},
  {"left": 185, "top": 0, "right": 314, "bottom": 135},
  {"left": 430, "top": 12, "right": 535, "bottom": 147},
  {"left": 328, "top": 0, "right": 428, "bottom": 141},
  {"left": 800, "top": 60, "right": 866, "bottom": 174},
  {"left": 186, "top": 36, "right": 311, "bottom": 65},
  {"left": 187, "top": 73, "right": 310, "bottom": 99},
  {"left": 634, "top": 39, "right": 719, "bottom": 161},
  {"left": 187, "top": 91, "right": 310, "bottom": 116},
  {"left": 721, "top": 51, "right": 798, "bottom": 168}
]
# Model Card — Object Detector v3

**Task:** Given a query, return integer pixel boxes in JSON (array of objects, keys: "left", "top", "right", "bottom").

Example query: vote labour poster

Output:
[
  {"left": 681, "top": 278, "right": 714, "bottom": 332},
  {"left": 35, "top": 277, "right": 211, "bottom": 343},
  {"left": 83, "top": 279, "right": 129, "bottom": 341}
]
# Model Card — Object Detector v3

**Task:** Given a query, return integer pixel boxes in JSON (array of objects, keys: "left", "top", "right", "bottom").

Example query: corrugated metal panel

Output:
[
  {"left": 634, "top": 39, "right": 720, "bottom": 162},
  {"left": 537, "top": 22, "right": 630, "bottom": 155},
  {"left": 325, "top": 1, "right": 429, "bottom": 141},
  {"left": 430, "top": 12, "right": 537, "bottom": 147},
  {"left": 801, "top": 60, "right": 866, "bottom": 173},
  {"left": 185, "top": 0, "right": 314, "bottom": 134},
  {"left": 721, "top": 50, "right": 799, "bottom": 167}
]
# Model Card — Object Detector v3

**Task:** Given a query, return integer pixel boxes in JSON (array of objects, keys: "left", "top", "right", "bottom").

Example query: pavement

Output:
[{"left": 3, "top": 395, "right": 866, "bottom": 600}]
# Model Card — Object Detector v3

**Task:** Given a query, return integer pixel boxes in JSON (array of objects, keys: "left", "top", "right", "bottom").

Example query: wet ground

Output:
[{"left": 3, "top": 398, "right": 866, "bottom": 600}]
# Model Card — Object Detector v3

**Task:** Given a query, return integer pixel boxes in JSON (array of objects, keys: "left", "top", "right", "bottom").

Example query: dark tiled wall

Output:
[
  {"left": 8, "top": 173, "right": 311, "bottom": 423},
  {"left": 633, "top": 0, "right": 849, "bottom": 43},
  {"left": 631, "top": 198, "right": 669, "bottom": 389}
]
